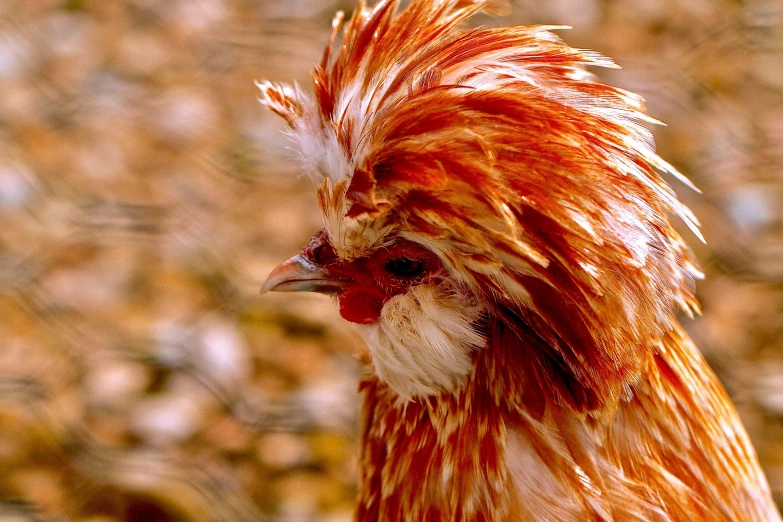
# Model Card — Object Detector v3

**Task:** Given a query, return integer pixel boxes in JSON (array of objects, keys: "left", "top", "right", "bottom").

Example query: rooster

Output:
[{"left": 258, "top": 0, "right": 780, "bottom": 520}]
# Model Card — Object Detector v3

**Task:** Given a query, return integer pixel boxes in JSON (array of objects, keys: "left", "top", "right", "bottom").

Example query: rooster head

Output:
[{"left": 260, "top": 0, "right": 703, "bottom": 407}]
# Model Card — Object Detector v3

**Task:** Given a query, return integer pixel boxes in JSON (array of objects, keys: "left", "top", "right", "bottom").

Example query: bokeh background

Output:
[{"left": 0, "top": 0, "right": 782, "bottom": 520}]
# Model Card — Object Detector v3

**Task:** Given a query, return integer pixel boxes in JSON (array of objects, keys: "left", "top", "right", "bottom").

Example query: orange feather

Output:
[{"left": 259, "top": 0, "right": 780, "bottom": 519}]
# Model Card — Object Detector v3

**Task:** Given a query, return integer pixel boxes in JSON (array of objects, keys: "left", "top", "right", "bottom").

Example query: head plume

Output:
[{"left": 259, "top": 0, "right": 703, "bottom": 409}]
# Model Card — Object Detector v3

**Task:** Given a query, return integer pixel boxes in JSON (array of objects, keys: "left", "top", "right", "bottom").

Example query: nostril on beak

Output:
[
  {"left": 305, "top": 229, "right": 338, "bottom": 266},
  {"left": 260, "top": 253, "right": 345, "bottom": 295}
]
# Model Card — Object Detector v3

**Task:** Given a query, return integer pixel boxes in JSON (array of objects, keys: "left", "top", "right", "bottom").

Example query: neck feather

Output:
[{"left": 355, "top": 320, "right": 779, "bottom": 522}]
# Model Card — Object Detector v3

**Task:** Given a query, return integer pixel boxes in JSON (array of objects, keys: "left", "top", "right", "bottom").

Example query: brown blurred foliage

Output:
[{"left": 0, "top": 0, "right": 781, "bottom": 520}]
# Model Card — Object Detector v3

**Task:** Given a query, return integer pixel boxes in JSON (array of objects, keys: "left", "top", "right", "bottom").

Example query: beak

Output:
[{"left": 260, "top": 254, "right": 345, "bottom": 295}]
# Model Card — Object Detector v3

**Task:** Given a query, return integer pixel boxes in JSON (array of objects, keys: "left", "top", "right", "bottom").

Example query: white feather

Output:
[{"left": 356, "top": 282, "right": 486, "bottom": 400}]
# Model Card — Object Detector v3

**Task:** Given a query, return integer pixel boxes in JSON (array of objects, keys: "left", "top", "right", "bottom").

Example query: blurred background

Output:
[{"left": 0, "top": 0, "right": 781, "bottom": 520}]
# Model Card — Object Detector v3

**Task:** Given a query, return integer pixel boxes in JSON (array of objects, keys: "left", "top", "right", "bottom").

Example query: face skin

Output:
[
  {"left": 262, "top": 230, "right": 445, "bottom": 324},
  {"left": 290, "top": 229, "right": 447, "bottom": 324}
]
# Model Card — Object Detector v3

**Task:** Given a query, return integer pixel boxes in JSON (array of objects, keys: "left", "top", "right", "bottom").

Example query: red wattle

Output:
[{"left": 339, "top": 289, "right": 383, "bottom": 324}]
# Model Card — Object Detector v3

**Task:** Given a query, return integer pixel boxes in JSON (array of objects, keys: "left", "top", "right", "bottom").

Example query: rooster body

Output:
[{"left": 259, "top": 0, "right": 780, "bottom": 520}]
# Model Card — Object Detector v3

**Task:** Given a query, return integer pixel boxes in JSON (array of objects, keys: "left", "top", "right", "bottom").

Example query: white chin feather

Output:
[{"left": 355, "top": 283, "right": 486, "bottom": 401}]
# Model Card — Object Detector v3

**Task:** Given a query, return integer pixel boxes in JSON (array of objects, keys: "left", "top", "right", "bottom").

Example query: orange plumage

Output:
[{"left": 259, "top": 0, "right": 780, "bottom": 520}]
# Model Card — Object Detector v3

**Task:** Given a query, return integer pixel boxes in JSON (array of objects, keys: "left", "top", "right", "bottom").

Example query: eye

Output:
[{"left": 384, "top": 257, "right": 425, "bottom": 278}]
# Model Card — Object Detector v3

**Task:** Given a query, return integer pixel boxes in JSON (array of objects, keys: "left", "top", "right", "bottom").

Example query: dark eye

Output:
[{"left": 384, "top": 257, "right": 425, "bottom": 278}]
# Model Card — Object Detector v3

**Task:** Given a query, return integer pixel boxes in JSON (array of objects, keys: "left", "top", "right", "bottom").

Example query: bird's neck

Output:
[{"left": 355, "top": 322, "right": 779, "bottom": 521}]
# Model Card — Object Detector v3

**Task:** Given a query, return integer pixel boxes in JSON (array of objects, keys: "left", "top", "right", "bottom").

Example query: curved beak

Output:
[{"left": 260, "top": 254, "right": 345, "bottom": 295}]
